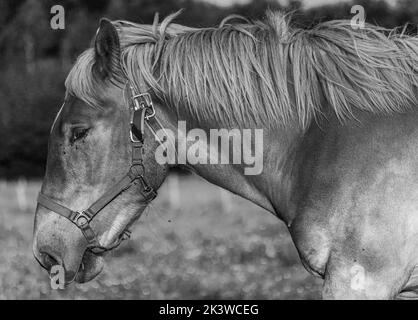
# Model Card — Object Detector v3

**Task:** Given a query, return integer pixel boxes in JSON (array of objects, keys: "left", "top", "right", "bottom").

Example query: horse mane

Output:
[{"left": 66, "top": 10, "right": 418, "bottom": 129}]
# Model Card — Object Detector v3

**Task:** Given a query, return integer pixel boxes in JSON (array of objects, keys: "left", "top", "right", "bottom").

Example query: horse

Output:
[{"left": 33, "top": 10, "right": 418, "bottom": 299}]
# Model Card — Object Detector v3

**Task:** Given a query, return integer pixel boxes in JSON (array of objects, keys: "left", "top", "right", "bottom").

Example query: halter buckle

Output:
[
  {"left": 132, "top": 93, "right": 155, "bottom": 120},
  {"left": 74, "top": 211, "right": 90, "bottom": 227}
]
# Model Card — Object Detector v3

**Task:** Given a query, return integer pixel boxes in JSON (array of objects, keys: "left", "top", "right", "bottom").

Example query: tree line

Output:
[{"left": 0, "top": 0, "right": 416, "bottom": 178}]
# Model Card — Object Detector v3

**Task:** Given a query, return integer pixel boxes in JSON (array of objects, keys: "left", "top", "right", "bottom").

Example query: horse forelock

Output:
[
  {"left": 65, "top": 49, "right": 106, "bottom": 109},
  {"left": 67, "top": 10, "right": 418, "bottom": 129}
]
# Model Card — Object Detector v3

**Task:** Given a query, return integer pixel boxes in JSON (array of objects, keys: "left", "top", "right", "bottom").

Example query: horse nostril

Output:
[{"left": 39, "top": 252, "right": 60, "bottom": 271}]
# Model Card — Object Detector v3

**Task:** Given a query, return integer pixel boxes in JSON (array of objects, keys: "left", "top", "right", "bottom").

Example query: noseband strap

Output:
[{"left": 37, "top": 85, "right": 162, "bottom": 254}]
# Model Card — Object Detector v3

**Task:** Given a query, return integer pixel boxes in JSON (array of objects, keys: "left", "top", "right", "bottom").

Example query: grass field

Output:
[{"left": 0, "top": 175, "right": 322, "bottom": 299}]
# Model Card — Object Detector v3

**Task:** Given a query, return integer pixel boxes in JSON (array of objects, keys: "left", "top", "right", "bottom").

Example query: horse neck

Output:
[{"left": 158, "top": 107, "right": 304, "bottom": 222}]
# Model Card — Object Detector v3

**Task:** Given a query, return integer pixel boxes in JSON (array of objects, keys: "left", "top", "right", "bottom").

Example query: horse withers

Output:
[{"left": 33, "top": 11, "right": 418, "bottom": 299}]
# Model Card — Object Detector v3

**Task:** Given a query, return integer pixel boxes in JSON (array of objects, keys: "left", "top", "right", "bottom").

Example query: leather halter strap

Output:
[{"left": 37, "top": 85, "right": 163, "bottom": 254}]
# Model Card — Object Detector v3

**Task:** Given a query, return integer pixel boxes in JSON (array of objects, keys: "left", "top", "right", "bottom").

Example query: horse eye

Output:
[{"left": 71, "top": 127, "right": 89, "bottom": 143}]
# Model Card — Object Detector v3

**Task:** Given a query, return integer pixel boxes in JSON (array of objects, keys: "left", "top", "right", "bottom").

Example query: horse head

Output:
[{"left": 33, "top": 19, "right": 171, "bottom": 284}]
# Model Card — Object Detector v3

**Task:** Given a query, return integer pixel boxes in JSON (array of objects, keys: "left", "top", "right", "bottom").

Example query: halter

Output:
[{"left": 37, "top": 84, "right": 163, "bottom": 254}]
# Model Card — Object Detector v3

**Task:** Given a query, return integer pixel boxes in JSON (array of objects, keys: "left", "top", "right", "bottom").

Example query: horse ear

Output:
[{"left": 94, "top": 18, "right": 121, "bottom": 79}]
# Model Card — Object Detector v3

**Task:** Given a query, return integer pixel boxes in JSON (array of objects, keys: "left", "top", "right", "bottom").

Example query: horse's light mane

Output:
[{"left": 66, "top": 10, "right": 418, "bottom": 129}]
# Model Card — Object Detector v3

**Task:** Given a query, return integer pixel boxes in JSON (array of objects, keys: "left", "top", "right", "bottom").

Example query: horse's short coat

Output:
[{"left": 33, "top": 11, "right": 418, "bottom": 299}]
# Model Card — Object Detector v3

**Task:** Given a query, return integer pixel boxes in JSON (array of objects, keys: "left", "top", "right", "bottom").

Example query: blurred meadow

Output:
[
  {"left": 1, "top": 0, "right": 416, "bottom": 300},
  {"left": 0, "top": 174, "right": 322, "bottom": 299}
]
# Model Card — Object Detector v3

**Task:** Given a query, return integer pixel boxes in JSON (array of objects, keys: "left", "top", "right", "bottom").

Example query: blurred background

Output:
[{"left": 0, "top": 0, "right": 417, "bottom": 299}]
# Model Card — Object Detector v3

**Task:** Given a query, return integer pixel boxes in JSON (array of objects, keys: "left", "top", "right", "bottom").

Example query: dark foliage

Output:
[{"left": 0, "top": 0, "right": 416, "bottom": 178}]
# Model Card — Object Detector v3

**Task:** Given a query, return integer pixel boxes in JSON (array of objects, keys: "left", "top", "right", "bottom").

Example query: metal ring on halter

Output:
[
  {"left": 132, "top": 92, "right": 152, "bottom": 108},
  {"left": 144, "top": 105, "right": 156, "bottom": 120},
  {"left": 132, "top": 92, "right": 156, "bottom": 120},
  {"left": 74, "top": 211, "right": 90, "bottom": 227}
]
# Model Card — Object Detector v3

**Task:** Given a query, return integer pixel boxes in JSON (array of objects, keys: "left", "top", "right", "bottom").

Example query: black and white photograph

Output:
[{"left": 1, "top": 0, "right": 418, "bottom": 305}]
